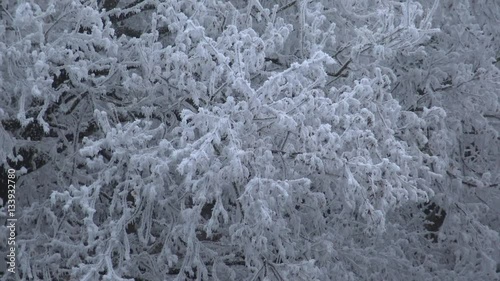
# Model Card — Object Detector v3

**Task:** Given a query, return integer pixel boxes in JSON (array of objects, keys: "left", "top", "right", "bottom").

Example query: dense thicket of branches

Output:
[{"left": 0, "top": 0, "right": 499, "bottom": 280}]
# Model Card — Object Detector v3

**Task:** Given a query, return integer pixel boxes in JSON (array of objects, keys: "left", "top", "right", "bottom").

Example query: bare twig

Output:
[
  {"left": 327, "top": 58, "right": 352, "bottom": 77},
  {"left": 391, "top": 82, "right": 401, "bottom": 93},
  {"left": 268, "top": 261, "right": 285, "bottom": 281},
  {"left": 277, "top": 1, "right": 297, "bottom": 13},
  {"left": 280, "top": 131, "right": 290, "bottom": 150},
  {"left": 332, "top": 44, "right": 351, "bottom": 59},
  {"left": 265, "top": 57, "right": 284, "bottom": 66},
  {"left": 483, "top": 114, "right": 500, "bottom": 120},
  {"left": 44, "top": 9, "right": 75, "bottom": 40},
  {"left": 326, "top": 58, "right": 352, "bottom": 87},
  {"left": 249, "top": 264, "right": 265, "bottom": 281}
]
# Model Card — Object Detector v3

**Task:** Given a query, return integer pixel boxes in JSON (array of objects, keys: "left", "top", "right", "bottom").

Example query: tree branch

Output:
[
  {"left": 328, "top": 58, "right": 352, "bottom": 77},
  {"left": 484, "top": 114, "right": 500, "bottom": 120},
  {"left": 277, "top": 1, "right": 297, "bottom": 13}
]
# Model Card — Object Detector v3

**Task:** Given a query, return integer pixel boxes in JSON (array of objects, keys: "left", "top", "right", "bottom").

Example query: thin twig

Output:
[
  {"left": 268, "top": 261, "right": 285, "bottom": 281},
  {"left": 391, "top": 82, "right": 400, "bottom": 93},
  {"left": 483, "top": 114, "right": 500, "bottom": 120},
  {"left": 0, "top": 4, "right": 15, "bottom": 23},
  {"left": 280, "top": 131, "right": 290, "bottom": 150},
  {"left": 327, "top": 58, "right": 352, "bottom": 77},
  {"left": 286, "top": 97, "right": 310, "bottom": 114},
  {"left": 277, "top": 1, "right": 297, "bottom": 13},
  {"left": 326, "top": 59, "right": 352, "bottom": 87},
  {"left": 44, "top": 9, "right": 74, "bottom": 40},
  {"left": 249, "top": 264, "right": 265, "bottom": 281},
  {"left": 253, "top": 116, "right": 277, "bottom": 121},
  {"left": 332, "top": 44, "right": 351, "bottom": 59}
]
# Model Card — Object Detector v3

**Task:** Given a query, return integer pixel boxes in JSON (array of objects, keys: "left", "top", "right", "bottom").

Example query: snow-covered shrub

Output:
[{"left": 1, "top": 0, "right": 498, "bottom": 280}]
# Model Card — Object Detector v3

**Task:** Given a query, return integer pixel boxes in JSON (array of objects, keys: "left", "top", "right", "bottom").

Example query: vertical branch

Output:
[
  {"left": 406, "top": 0, "right": 411, "bottom": 28},
  {"left": 298, "top": 0, "right": 306, "bottom": 58}
]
